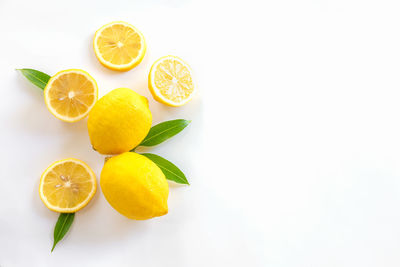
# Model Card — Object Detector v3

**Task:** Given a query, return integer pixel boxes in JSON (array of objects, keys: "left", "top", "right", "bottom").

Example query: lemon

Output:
[
  {"left": 148, "top": 55, "right": 195, "bottom": 107},
  {"left": 93, "top": 21, "right": 146, "bottom": 71},
  {"left": 87, "top": 88, "right": 152, "bottom": 155},
  {"left": 100, "top": 152, "right": 169, "bottom": 220},
  {"left": 39, "top": 158, "right": 97, "bottom": 213},
  {"left": 44, "top": 69, "right": 98, "bottom": 122}
]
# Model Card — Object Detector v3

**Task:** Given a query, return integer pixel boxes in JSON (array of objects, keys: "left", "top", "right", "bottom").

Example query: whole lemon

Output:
[
  {"left": 88, "top": 88, "right": 152, "bottom": 155},
  {"left": 100, "top": 152, "right": 169, "bottom": 220}
]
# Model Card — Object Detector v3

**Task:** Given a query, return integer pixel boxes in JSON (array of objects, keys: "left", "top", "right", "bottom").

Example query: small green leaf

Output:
[
  {"left": 51, "top": 213, "right": 75, "bottom": 252},
  {"left": 142, "top": 153, "right": 189, "bottom": 185},
  {"left": 138, "top": 119, "right": 191, "bottom": 147},
  {"left": 17, "top": 68, "right": 50, "bottom": 90}
]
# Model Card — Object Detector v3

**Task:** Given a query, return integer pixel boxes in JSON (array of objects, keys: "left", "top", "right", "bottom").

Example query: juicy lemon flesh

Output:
[
  {"left": 40, "top": 160, "right": 96, "bottom": 212},
  {"left": 152, "top": 57, "right": 194, "bottom": 105},
  {"left": 95, "top": 23, "right": 144, "bottom": 68},
  {"left": 46, "top": 71, "right": 97, "bottom": 121}
]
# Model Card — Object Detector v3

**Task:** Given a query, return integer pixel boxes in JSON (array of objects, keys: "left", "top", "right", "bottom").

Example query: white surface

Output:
[{"left": 2, "top": 0, "right": 400, "bottom": 266}]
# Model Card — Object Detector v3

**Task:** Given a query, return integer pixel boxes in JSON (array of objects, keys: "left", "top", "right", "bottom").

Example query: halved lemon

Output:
[
  {"left": 93, "top": 21, "right": 146, "bottom": 71},
  {"left": 44, "top": 69, "right": 98, "bottom": 122},
  {"left": 39, "top": 158, "right": 97, "bottom": 213},
  {"left": 148, "top": 56, "right": 195, "bottom": 107}
]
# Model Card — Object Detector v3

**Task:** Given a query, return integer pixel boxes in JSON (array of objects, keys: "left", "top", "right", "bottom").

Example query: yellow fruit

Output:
[
  {"left": 93, "top": 21, "right": 146, "bottom": 71},
  {"left": 148, "top": 55, "right": 195, "bottom": 107},
  {"left": 39, "top": 158, "right": 97, "bottom": 213},
  {"left": 44, "top": 69, "right": 98, "bottom": 122},
  {"left": 100, "top": 152, "right": 169, "bottom": 220},
  {"left": 87, "top": 88, "right": 152, "bottom": 155}
]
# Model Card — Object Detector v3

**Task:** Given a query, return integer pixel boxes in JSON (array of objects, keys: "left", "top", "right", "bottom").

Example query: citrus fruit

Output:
[
  {"left": 44, "top": 69, "right": 98, "bottom": 122},
  {"left": 87, "top": 88, "right": 152, "bottom": 155},
  {"left": 39, "top": 158, "right": 97, "bottom": 213},
  {"left": 148, "top": 55, "right": 195, "bottom": 107},
  {"left": 93, "top": 21, "right": 146, "bottom": 71},
  {"left": 100, "top": 152, "right": 169, "bottom": 220}
]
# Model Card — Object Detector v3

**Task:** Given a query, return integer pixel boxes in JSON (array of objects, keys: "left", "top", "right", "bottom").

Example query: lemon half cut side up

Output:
[
  {"left": 93, "top": 21, "right": 146, "bottom": 71},
  {"left": 44, "top": 69, "right": 98, "bottom": 122},
  {"left": 39, "top": 158, "right": 97, "bottom": 213}
]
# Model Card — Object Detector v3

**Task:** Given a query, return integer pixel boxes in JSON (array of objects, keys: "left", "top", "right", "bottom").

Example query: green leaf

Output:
[
  {"left": 139, "top": 119, "right": 191, "bottom": 147},
  {"left": 141, "top": 153, "right": 189, "bottom": 185},
  {"left": 51, "top": 213, "right": 75, "bottom": 252},
  {"left": 17, "top": 68, "right": 50, "bottom": 90}
]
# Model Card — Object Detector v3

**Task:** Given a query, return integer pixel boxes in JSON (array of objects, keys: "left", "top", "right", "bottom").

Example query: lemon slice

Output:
[
  {"left": 44, "top": 69, "right": 98, "bottom": 122},
  {"left": 93, "top": 21, "right": 146, "bottom": 71},
  {"left": 39, "top": 158, "right": 97, "bottom": 213},
  {"left": 148, "top": 56, "right": 195, "bottom": 107}
]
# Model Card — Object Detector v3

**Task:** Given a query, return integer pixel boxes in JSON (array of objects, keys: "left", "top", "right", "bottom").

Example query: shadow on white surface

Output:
[
  {"left": 11, "top": 73, "right": 52, "bottom": 132},
  {"left": 31, "top": 174, "right": 56, "bottom": 219}
]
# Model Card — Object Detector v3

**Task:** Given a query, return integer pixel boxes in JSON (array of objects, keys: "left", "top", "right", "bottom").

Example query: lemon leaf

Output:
[
  {"left": 17, "top": 68, "right": 51, "bottom": 90},
  {"left": 141, "top": 153, "right": 189, "bottom": 185},
  {"left": 138, "top": 119, "right": 190, "bottom": 147},
  {"left": 51, "top": 213, "right": 75, "bottom": 252}
]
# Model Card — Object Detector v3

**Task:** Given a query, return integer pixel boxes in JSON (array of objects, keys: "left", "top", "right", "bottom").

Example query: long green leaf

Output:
[
  {"left": 52, "top": 213, "right": 75, "bottom": 252},
  {"left": 17, "top": 68, "right": 50, "bottom": 90},
  {"left": 142, "top": 153, "right": 189, "bottom": 185},
  {"left": 139, "top": 119, "right": 191, "bottom": 147}
]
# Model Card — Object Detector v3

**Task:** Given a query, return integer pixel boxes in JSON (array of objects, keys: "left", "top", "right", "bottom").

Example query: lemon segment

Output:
[
  {"left": 100, "top": 152, "right": 169, "bottom": 220},
  {"left": 39, "top": 158, "right": 97, "bottom": 213},
  {"left": 148, "top": 56, "right": 195, "bottom": 107},
  {"left": 44, "top": 69, "right": 98, "bottom": 122},
  {"left": 93, "top": 21, "right": 146, "bottom": 71}
]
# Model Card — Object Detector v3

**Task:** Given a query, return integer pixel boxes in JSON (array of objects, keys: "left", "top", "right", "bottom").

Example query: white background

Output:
[{"left": 1, "top": 0, "right": 400, "bottom": 266}]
